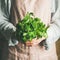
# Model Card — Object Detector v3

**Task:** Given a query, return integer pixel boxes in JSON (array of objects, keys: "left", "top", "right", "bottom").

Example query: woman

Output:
[{"left": 0, "top": 0, "right": 60, "bottom": 60}]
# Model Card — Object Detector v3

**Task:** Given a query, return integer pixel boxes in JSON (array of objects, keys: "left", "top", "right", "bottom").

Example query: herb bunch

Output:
[{"left": 16, "top": 12, "right": 48, "bottom": 43}]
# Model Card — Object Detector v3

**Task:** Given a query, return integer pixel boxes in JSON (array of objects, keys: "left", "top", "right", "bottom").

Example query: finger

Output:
[
  {"left": 26, "top": 41, "right": 33, "bottom": 46},
  {"left": 39, "top": 37, "right": 46, "bottom": 40}
]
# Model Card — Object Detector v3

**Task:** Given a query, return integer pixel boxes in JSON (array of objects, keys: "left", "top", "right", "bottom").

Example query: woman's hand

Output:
[{"left": 26, "top": 37, "right": 45, "bottom": 46}]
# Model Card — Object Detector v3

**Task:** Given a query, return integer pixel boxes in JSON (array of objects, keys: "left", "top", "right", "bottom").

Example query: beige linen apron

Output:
[
  {"left": 8, "top": 0, "right": 58, "bottom": 60},
  {"left": 8, "top": 43, "right": 57, "bottom": 60}
]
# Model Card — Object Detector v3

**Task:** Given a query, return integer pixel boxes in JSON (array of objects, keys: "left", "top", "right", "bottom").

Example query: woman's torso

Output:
[{"left": 10, "top": 0, "right": 51, "bottom": 26}]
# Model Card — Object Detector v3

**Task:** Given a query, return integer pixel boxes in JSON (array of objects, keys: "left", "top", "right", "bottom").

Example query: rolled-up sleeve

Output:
[
  {"left": 0, "top": 1, "right": 18, "bottom": 46},
  {"left": 46, "top": 3, "right": 60, "bottom": 48},
  {"left": 0, "top": 14, "right": 16, "bottom": 40}
]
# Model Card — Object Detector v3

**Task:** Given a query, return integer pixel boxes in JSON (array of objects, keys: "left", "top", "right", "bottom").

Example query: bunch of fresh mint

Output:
[{"left": 16, "top": 12, "right": 48, "bottom": 43}]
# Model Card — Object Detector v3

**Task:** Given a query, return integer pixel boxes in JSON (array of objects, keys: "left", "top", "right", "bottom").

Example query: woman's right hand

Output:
[{"left": 25, "top": 37, "right": 45, "bottom": 46}]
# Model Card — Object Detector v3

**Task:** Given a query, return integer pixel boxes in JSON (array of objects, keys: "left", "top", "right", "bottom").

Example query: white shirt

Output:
[{"left": 0, "top": 0, "right": 60, "bottom": 47}]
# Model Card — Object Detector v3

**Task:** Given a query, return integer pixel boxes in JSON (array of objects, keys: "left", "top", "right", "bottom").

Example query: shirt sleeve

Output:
[
  {"left": 46, "top": 0, "right": 60, "bottom": 48},
  {"left": 0, "top": 12, "right": 16, "bottom": 40},
  {"left": 0, "top": 0, "right": 16, "bottom": 40},
  {"left": 0, "top": 0, "right": 18, "bottom": 46}
]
